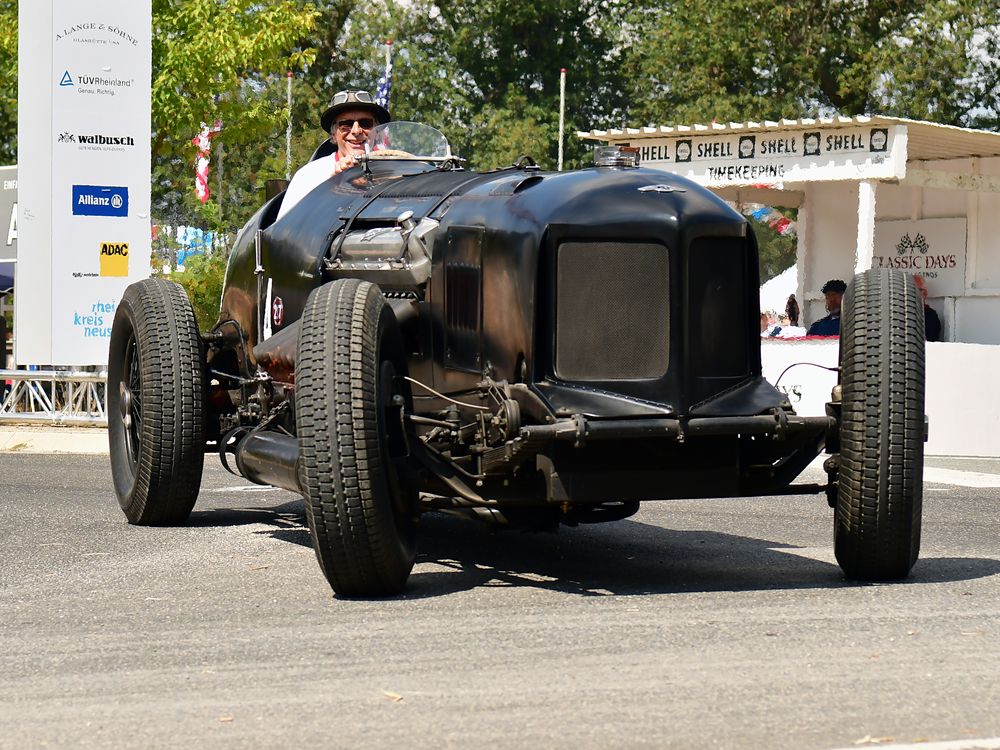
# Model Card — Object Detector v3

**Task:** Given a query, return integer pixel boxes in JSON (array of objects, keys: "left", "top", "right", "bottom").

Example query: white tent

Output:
[{"left": 759, "top": 264, "right": 796, "bottom": 315}]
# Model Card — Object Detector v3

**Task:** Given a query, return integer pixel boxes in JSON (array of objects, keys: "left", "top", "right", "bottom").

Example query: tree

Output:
[
  {"left": 623, "top": 0, "right": 1000, "bottom": 129},
  {"left": 323, "top": 0, "right": 632, "bottom": 171},
  {"left": 0, "top": 1, "right": 16, "bottom": 164},
  {"left": 159, "top": 250, "right": 228, "bottom": 330},
  {"left": 150, "top": 0, "right": 319, "bottom": 228}
]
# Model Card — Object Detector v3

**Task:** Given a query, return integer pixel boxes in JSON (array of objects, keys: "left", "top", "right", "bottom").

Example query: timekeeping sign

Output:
[
  {"left": 629, "top": 125, "right": 906, "bottom": 187},
  {"left": 16, "top": 1, "right": 151, "bottom": 365}
]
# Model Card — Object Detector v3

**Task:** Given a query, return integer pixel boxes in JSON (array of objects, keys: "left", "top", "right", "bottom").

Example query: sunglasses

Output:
[
  {"left": 336, "top": 117, "right": 375, "bottom": 131},
  {"left": 331, "top": 90, "right": 373, "bottom": 105}
]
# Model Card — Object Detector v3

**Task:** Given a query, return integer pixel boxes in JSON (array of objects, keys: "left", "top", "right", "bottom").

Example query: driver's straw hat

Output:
[{"left": 321, "top": 89, "right": 391, "bottom": 133}]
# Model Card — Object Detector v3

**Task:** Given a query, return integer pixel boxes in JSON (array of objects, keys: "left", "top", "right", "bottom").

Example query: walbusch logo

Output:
[{"left": 58, "top": 132, "right": 136, "bottom": 150}]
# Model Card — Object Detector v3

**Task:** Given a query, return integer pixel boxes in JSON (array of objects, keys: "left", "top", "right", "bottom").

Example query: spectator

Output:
[
  {"left": 785, "top": 294, "right": 799, "bottom": 326},
  {"left": 807, "top": 279, "right": 847, "bottom": 336},
  {"left": 912, "top": 275, "right": 942, "bottom": 341},
  {"left": 760, "top": 310, "right": 781, "bottom": 338}
]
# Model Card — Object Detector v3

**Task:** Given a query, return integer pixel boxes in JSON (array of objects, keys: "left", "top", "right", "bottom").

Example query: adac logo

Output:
[
  {"left": 59, "top": 70, "right": 74, "bottom": 87},
  {"left": 99, "top": 242, "right": 129, "bottom": 277},
  {"left": 72, "top": 185, "right": 128, "bottom": 217}
]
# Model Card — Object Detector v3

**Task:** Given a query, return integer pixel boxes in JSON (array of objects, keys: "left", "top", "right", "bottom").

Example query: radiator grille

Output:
[
  {"left": 689, "top": 237, "right": 748, "bottom": 377},
  {"left": 555, "top": 241, "right": 669, "bottom": 380},
  {"left": 443, "top": 227, "right": 483, "bottom": 372}
]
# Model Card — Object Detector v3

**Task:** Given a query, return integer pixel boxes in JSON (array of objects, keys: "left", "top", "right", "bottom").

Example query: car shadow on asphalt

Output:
[
  {"left": 186, "top": 500, "right": 1000, "bottom": 599},
  {"left": 402, "top": 513, "right": 1000, "bottom": 599},
  {"left": 188, "top": 499, "right": 313, "bottom": 547}
]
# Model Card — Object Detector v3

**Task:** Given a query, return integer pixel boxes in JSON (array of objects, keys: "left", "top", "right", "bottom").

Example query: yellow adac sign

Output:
[{"left": 99, "top": 241, "right": 129, "bottom": 276}]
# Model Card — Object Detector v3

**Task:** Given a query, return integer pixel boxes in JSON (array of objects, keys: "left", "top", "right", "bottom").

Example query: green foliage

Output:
[
  {"left": 150, "top": 0, "right": 319, "bottom": 229},
  {"left": 162, "top": 250, "right": 228, "bottom": 331},
  {"left": 151, "top": 0, "right": 318, "bottom": 155},
  {"left": 624, "top": 0, "right": 1000, "bottom": 127},
  {"left": 753, "top": 210, "right": 799, "bottom": 285},
  {"left": 326, "top": 0, "right": 629, "bottom": 170},
  {"left": 0, "top": 1, "right": 16, "bottom": 164}
]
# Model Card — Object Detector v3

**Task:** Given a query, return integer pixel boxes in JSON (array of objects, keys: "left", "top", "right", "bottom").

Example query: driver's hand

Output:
[{"left": 333, "top": 154, "right": 357, "bottom": 175}]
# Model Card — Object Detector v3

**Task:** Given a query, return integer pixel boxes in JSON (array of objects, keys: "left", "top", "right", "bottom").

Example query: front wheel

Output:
[
  {"left": 296, "top": 279, "right": 417, "bottom": 597},
  {"left": 107, "top": 278, "right": 206, "bottom": 525},
  {"left": 835, "top": 269, "right": 924, "bottom": 580}
]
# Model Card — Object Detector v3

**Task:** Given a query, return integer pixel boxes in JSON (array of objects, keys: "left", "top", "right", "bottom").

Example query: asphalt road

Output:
[{"left": 1, "top": 453, "right": 998, "bottom": 750}]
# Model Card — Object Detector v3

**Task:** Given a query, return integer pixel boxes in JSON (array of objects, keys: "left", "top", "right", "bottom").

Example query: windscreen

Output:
[{"left": 367, "top": 122, "right": 452, "bottom": 160}]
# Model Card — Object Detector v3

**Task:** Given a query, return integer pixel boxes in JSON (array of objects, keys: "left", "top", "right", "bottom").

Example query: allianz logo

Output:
[
  {"left": 58, "top": 132, "right": 135, "bottom": 147},
  {"left": 79, "top": 194, "right": 124, "bottom": 209}
]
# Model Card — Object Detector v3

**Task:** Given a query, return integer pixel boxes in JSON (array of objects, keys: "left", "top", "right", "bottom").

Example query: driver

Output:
[
  {"left": 276, "top": 89, "right": 391, "bottom": 221},
  {"left": 320, "top": 89, "right": 392, "bottom": 175}
]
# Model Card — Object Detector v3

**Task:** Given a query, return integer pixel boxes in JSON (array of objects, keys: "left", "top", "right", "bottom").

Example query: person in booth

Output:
[
  {"left": 913, "top": 275, "right": 942, "bottom": 341},
  {"left": 807, "top": 279, "right": 847, "bottom": 336}
]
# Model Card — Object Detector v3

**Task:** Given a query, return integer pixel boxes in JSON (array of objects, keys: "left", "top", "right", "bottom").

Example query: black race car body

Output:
[{"left": 108, "top": 124, "right": 926, "bottom": 596}]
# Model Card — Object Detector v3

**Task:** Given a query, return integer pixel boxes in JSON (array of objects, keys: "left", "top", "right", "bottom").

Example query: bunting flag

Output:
[
  {"left": 742, "top": 203, "right": 797, "bottom": 238},
  {"left": 375, "top": 40, "right": 393, "bottom": 110},
  {"left": 192, "top": 120, "right": 223, "bottom": 203}
]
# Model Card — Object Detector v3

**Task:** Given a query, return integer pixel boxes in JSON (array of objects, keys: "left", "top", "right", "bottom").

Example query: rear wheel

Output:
[
  {"left": 107, "top": 279, "right": 205, "bottom": 525},
  {"left": 296, "top": 279, "right": 417, "bottom": 597},
  {"left": 835, "top": 269, "right": 924, "bottom": 580}
]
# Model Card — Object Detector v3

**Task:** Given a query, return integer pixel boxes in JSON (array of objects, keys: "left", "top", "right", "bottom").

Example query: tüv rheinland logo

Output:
[
  {"left": 72, "top": 185, "right": 129, "bottom": 217},
  {"left": 58, "top": 69, "right": 135, "bottom": 97}
]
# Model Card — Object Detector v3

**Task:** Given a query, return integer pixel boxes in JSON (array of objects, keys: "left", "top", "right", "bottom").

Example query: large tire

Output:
[
  {"left": 107, "top": 278, "right": 206, "bottom": 525},
  {"left": 835, "top": 269, "right": 924, "bottom": 580},
  {"left": 296, "top": 279, "right": 417, "bottom": 597}
]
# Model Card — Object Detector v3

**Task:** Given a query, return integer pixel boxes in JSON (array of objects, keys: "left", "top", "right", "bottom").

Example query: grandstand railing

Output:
[{"left": 0, "top": 369, "right": 108, "bottom": 426}]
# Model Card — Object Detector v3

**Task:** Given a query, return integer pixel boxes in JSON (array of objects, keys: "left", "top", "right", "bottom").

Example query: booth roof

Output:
[{"left": 580, "top": 115, "right": 1000, "bottom": 162}]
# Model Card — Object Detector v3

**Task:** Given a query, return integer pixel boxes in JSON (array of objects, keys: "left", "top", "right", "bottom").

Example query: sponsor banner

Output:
[
  {"left": 71, "top": 184, "right": 129, "bottom": 217},
  {"left": 58, "top": 130, "right": 136, "bottom": 153},
  {"left": 17, "top": 0, "right": 151, "bottom": 365},
  {"left": 0, "top": 165, "right": 15, "bottom": 263},
  {"left": 873, "top": 218, "right": 967, "bottom": 296},
  {"left": 57, "top": 68, "right": 137, "bottom": 100},
  {"left": 98, "top": 241, "right": 130, "bottom": 276},
  {"left": 624, "top": 125, "right": 905, "bottom": 186}
]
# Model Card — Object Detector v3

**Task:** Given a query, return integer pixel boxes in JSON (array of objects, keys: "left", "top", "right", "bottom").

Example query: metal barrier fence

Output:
[{"left": 0, "top": 369, "right": 108, "bottom": 427}]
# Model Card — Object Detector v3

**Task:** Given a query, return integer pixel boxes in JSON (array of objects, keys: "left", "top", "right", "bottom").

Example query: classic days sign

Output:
[
  {"left": 621, "top": 124, "right": 906, "bottom": 186},
  {"left": 873, "top": 218, "right": 967, "bottom": 296}
]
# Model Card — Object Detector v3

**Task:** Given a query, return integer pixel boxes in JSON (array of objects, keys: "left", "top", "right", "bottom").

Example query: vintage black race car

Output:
[{"left": 108, "top": 123, "right": 926, "bottom": 597}]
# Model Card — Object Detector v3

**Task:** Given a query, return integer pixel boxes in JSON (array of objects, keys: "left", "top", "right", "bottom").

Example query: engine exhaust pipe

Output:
[{"left": 234, "top": 431, "right": 303, "bottom": 495}]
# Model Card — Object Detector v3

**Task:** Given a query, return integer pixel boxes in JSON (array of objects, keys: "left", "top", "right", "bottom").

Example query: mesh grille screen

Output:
[{"left": 556, "top": 242, "right": 669, "bottom": 380}]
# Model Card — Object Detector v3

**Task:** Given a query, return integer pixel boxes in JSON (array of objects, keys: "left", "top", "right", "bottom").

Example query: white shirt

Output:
[{"left": 275, "top": 153, "right": 340, "bottom": 221}]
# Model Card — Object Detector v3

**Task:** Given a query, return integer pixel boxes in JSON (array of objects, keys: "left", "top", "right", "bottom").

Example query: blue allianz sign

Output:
[{"left": 72, "top": 184, "right": 128, "bottom": 217}]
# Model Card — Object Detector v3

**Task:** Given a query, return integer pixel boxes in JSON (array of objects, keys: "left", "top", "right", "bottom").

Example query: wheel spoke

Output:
[{"left": 122, "top": 334, "right": 142, "bottom": 467}]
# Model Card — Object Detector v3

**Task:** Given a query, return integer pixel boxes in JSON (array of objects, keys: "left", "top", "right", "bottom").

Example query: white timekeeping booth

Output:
[{"left": 582, "top": 116, "right": 1000, "bottom": 456}]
